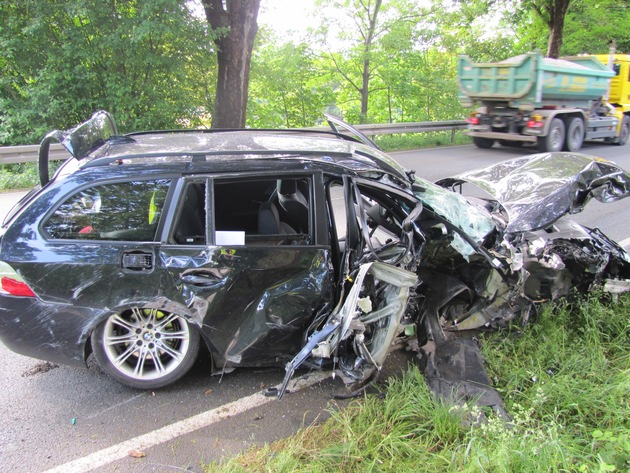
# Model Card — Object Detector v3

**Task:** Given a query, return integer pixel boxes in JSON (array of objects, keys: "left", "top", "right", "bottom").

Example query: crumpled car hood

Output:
[{"left": 436, "top": 152, "right": 630, "bottom": 233}]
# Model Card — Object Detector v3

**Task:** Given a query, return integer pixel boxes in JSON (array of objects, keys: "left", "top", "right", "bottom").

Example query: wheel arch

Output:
[{"left": 83, "top": 300, "right": 216, "bottom": 367}]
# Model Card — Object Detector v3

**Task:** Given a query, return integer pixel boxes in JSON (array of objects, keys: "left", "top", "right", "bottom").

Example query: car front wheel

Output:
[{"left": 91, "top": 307, "right": 200, "bottom": 389}]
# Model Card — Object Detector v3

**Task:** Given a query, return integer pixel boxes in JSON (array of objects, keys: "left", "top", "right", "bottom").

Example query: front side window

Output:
[{"left": 44, "top": 180, "right": 170, "bottom": 241}]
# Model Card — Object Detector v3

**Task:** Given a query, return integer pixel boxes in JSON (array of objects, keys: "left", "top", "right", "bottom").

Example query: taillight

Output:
[
  {"left": 1, "top": 277, "right": 36, "bottom": 297},
  {"left": 0, "top": 262, "right": 36, "bottom": 297},
  {"left": 527, "top": 114, "right": 544, "bottom": 128},
  {"left": 467, "top": 116, "right": 480, "bottom": 125}
]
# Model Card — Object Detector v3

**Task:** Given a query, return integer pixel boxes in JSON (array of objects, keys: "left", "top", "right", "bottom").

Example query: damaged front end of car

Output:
[
  {"left": 280, "top": 152, "right": 630, "bottom": 404},
  {"left": 411, "top": 152, "right": 630, "bottom": 409}
]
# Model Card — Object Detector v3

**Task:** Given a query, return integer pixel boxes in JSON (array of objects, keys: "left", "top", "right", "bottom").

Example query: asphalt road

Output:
[{"left": 1, "top": 142, "right": 629, "bottom": 473}]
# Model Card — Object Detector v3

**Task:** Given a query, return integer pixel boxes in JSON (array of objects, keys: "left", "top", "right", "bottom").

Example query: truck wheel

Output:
[
  {"left": 537, "top": 118, "right": 565, "bottom": 152},
  {"left": 472, "top": 137, "right": 495, "bottom": 149},
  {"left": 613, "top": 116, "right": 630, "bottom": 146},
  {"left": 563, "top": 117, "right": 584, "bottom": 152}
]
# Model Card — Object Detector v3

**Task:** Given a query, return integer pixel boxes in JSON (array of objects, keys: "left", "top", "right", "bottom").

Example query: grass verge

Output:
[
  {"left": 206, "top": 293, "right": 630, "bottom": 472},
  {"left": 0, "top": 163, "right": 42, "bottom": 191},
  {"left": 376, "top": 130, "right": 471, "bottom": 152}
]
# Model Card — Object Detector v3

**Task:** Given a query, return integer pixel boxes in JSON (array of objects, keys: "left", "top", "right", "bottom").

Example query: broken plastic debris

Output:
[
  {"left": 357, "top": 296, "right": 373, "bottom": 313},
  {"left": 128, "top": 449, "right": 146, "bottom": 458}
]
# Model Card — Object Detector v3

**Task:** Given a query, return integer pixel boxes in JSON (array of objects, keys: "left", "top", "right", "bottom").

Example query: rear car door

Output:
[{"left": 160, "top": 171, "right": 334, "bottom": 368}]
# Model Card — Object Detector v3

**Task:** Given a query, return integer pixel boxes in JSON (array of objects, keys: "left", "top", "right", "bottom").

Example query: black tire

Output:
[
  {"left": 91, "top": 307, "right": 200, "bottom": 389},
  {"left": 537, "top": 117, "right": 565, "bottom": 152},
  {"left": 472, "top": 137, "right": 495, "bottom": 149},
  {"left": 563, "top": 117, "right": 585, "bottom": 152},
  {"left": 613, "top": 116, "right": 630, "bottom": 146}
]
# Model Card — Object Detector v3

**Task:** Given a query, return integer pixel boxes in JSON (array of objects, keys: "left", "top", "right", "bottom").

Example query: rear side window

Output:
[
  {"left": 44, "top": 180, "right": 170, "bottom": 241},
  {"left": 214, "top": 176, "right": 312, "bottom": 245}
]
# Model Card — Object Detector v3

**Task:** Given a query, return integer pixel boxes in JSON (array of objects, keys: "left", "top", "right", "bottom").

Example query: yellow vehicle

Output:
[{"left": 595, "top": 54, "right": 630, "bottom": 144}]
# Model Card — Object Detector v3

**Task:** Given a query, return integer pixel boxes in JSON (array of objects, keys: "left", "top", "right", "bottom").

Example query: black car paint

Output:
[{"left": 0, "top": 129, "right": 411, "bottom": 373}]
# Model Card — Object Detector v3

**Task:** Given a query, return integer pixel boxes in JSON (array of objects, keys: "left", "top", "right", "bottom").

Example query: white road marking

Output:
[{"left": 42, "top": 371, "right": 329, "bottom": 473}]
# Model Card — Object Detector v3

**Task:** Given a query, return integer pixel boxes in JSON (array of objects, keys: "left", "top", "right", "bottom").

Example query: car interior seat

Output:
[
  {"left": 258, "top": 201, "right": 295, "bottom": 235},
  {"left": 277, "top": 180, "right": 309, "bottom": 232}
]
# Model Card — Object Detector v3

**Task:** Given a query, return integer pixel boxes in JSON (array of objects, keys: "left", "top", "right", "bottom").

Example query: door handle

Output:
[{"left": 121, "top": 250, "right": 153, "bottom": 272}]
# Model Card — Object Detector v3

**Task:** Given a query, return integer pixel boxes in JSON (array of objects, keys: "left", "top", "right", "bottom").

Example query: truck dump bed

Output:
[{"left": 458, "top": 51, "right": 614, "bottom": 110}]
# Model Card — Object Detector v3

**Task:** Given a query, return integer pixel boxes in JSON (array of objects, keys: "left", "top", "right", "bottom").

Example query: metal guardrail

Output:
[
  {"left": 0, "top": 120, "right": 467, "bottom": 165},
  {"left": 0, "top": 143, "right": 71, "bottom": 165}
]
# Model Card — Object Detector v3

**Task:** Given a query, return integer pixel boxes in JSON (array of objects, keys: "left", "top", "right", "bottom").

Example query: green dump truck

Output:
[{"left": 459, "top": 51, "right": 630, "bottom": 152}]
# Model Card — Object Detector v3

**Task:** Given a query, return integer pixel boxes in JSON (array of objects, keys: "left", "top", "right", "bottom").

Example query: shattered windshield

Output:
[{"left": 413, "top": 176, "right": 496, "bottom": 258}]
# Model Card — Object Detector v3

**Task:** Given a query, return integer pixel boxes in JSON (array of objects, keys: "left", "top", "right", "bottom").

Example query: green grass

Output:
[
  {"left": 0, "top": 163, "right": 42, "bottom": 191},
  {"left": 376, "top": 130, "right": 471, "bottom": 152},
  {"left": 206, "top": 293, "right": 630, "bottom": 472}
]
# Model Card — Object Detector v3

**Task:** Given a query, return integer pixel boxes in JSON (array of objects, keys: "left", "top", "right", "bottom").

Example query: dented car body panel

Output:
[
  {"left": 1, "top": 111, "right": 629, "bottom": 394},
  {"left": 436, "top": 152, "right": 630, "bottom": 233}
]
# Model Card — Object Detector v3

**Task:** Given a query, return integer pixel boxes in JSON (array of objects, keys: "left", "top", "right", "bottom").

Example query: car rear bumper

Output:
[{"left": 0, "top": 294, "right": 103, "bottom": 367}]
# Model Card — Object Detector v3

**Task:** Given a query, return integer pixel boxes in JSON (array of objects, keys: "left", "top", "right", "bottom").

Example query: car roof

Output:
[
  {"left": 78, "top": 129, "right": 409, "bottom": 182},
  {"left": 37, "top": 112, "right": 412, "bottom": 189}
]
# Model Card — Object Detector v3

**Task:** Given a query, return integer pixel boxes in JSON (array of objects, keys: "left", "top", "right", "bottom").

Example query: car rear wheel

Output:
[{"left": 92, "top": 307, "right": 200, "bottom": 389}]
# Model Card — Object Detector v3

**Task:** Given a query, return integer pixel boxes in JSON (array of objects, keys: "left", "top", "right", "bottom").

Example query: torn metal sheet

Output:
[
  {"left": 436, "top": 152, "right": 630, "bottom": 232},
  {"left": 417, "top": 338, "right": 508, "bottom": 419},
  {"left": 413, "top": 176, "right": 495, "bottom": 258},
  {"left": 278, "top": 261, "right": 418, "bottom": 398}
]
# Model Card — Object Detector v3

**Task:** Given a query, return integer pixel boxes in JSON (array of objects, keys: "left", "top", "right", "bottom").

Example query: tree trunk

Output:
[
  {"left": 545, "top": 0, "right": 571, "bottom": 58},
  {"left": 359, "top": 0, "right": 382, "bottom": 124},
  {"left": 202, "top": 0, "right": 260, "bottom": 128}
]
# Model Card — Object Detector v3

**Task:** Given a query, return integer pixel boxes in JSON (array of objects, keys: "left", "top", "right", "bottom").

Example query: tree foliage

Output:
[
  {"left": 0, "top": 0, "right": 215, "bottom": 145},
  {"left": 248, "top": 30, "right": 336, "bottom": 128},
  {"left": 1, "top": 0, "right": 628, "bottom": 146},
  {"left": 561, "top": 0, "right": 630, "bottom": 55},
  {"left": 314, "top": 0, "right": 434, "bottom": 123},
  {"left": 525, "top": 0, "right": 572, "bottom": 58}
]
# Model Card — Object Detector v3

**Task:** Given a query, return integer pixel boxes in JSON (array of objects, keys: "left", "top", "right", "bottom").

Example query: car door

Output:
[{"left": 159, "top": 171, "right": 334, "bottom": 368}]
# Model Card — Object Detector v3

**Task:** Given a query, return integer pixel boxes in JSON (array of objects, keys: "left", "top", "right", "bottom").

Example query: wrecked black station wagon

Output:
[{"left": 0, "top": 111, "right": 629, "bottom": 399}]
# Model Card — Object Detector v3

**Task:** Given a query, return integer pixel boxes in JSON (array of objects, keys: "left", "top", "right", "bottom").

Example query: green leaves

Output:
[
  {"left": 1, "top": 0, "right": 625, "bottom": 146},
  {"left": 0, "top": 0, "right": 215, "bottom": 145}
]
